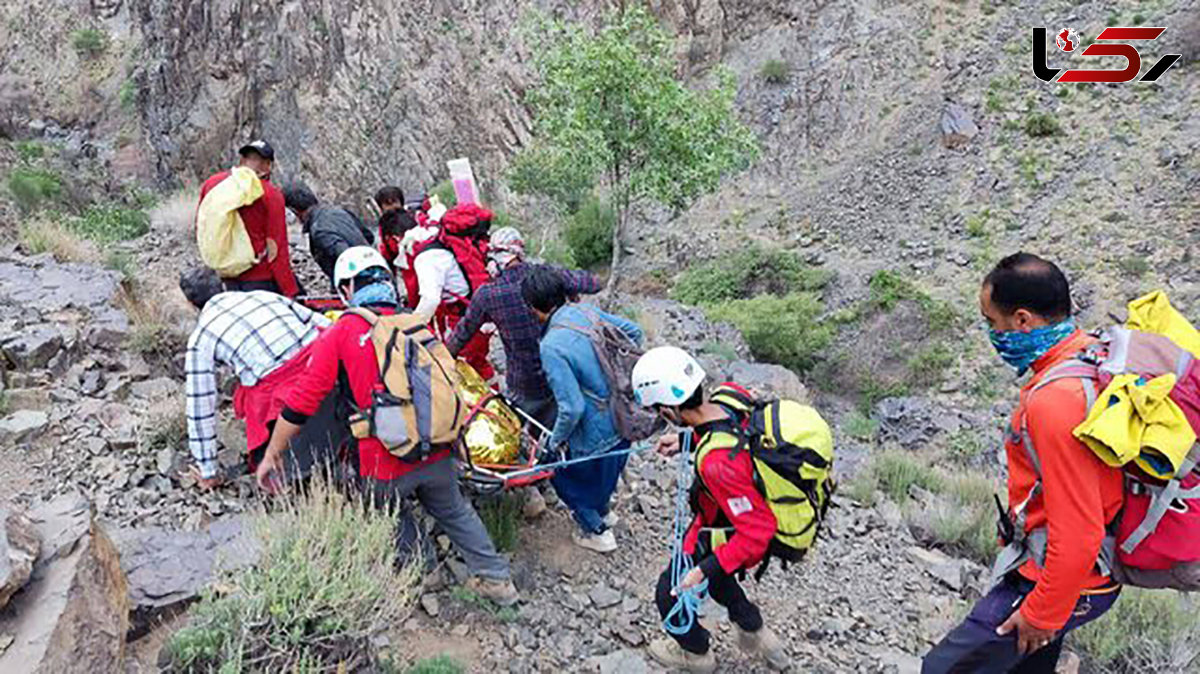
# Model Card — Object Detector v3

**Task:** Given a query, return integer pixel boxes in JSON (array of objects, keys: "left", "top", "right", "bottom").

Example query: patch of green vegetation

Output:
[
  {"left": 431, "top": 180, "right": 457, "bottom": 208},
  {"left": 406, "top": 655, "right": 467, "bottom": 674},
  {"left": 1132, "top": 13, "right": 1146, "bottom": 26},
  {"left": 842, "top": 410, "right": 879, "bottom": 440},
  {"left": 1017, "top": 151, "right": 1047, "bottom": 189},
  {"left": 946, "top": 429, "right": 987, "bottom": 464},
  {"left": 448, "top": 587, "right": 521, "bottom": 622},
  {"left": 707, "top": 293, "right": 832, "bottom": 374},
  {"left": 478, "top": 493, "right": 522, "bottom": 553},
  {"left": 104, "top": 250, "right": 136, "bottom": 284},
  {"left": 673, "top": 245, "right": 830, "bottom": 307},
  {"left": 14, "top": 140, "right": 44, "bottom": 162},
  {"left": 760, "top": 59, "right": 791, "bottom": 84},
  {"left": 965, "top": 208, "right": 991, "bottom": 238},
  {"left": 119, "top": 79, "right": 137, "bottom": 110},
  {"left": 7, "top": 168, "right": 62, "bottom": 212},
  {"left": 71, "top": 28, "right": 107, "bottom": 59},
  {"left": 701, "top": 340, "right": 739, "bottom": 362},
  {"left": 1073, "top": 589, "right": 1200, "bottom": 673},
  {"left": 563, "top": 198, "right": 615, "bottom": 270},
  {"left": 68, "top": 205, "right": 149, "bottom": 243},
  {"left": 850, "top": 450, "right": 943, "bottom": 505},
  {"left": 906, "top": 343, "right": 955, "bottom": 389},
  {"left": 1024, "top": 112, "right": 1061, "bottom": 138},
  {"left": 164, "top": 481, "right": 417, "bottom": 672},
  {"left": 985, "top": 76, "right": 1018, "bottom": 113},
  {"left": 1117, "top": 256, "right": 1150, "bottom": 278}
]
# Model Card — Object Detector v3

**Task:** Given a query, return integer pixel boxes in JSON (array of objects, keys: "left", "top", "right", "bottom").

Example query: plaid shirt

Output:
[
  {"left": 186, "top": 291, "right": 330, "bottom": 478},
  {"left": 446, "top": 263, "right": 600, "bottom": 401}
]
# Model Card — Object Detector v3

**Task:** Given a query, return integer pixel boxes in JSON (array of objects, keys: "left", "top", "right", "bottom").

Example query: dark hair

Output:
[
  {"left": 983, "top": 252, "right": 1072, "bottom": 321},
  {"left": 283, "top": 185, "right": 319, "bottom": 212},
  {"left": 521, "top": 264, "right": 568, "bottom": 314},
  {"left": 679, "top": 385, "right": 705, "bottom": 411},
  {"left": 379, "top": 209, "right": 418, "bottom": 237},
  {"left": 375, "top": 186, "right": 405, "bottom": 207},
  {"left": 179, "top": 267, "right": 225, "bottom": 310}
]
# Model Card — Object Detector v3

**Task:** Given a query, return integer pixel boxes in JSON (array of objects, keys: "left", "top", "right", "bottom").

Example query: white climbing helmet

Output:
[
  {"left": 631, "top": 346, "right": 707, "bottom": 408},
  {"left": 333, "top": 246, "right": 389, "bottom": 288}
]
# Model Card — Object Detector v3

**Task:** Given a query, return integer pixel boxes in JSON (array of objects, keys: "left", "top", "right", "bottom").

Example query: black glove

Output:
[{"left": 538, "top": 442, "right": 567, "bottom": 466}]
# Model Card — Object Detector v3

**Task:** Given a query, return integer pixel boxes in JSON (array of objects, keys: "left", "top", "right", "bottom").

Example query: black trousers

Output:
[{"left": 655, "top": 554, "right": 763, "bottom": 654}]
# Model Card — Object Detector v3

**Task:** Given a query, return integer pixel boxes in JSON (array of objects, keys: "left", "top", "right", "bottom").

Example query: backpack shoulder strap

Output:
[{"left": 344, "top": 307, "right": 379, "bottom": 325}]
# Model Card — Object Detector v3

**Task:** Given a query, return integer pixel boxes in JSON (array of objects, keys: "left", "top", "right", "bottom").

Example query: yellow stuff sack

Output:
[
  {"left": 699, "top": 386, "right": 836, "bottom": 577},
  {"left": 1125, "top": 290, "right": 1200, "bottom": 358},
  {"left": 196, "top": 166, "right": 263, "bottom": 277}
]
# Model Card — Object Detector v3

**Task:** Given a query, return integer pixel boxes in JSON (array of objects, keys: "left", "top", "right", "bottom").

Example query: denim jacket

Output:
[{"left": 540, "top": 304, "right": 644, "bottom": 456}]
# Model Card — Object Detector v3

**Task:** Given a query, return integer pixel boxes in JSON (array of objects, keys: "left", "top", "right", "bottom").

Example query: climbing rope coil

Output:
[{"left": 663, "top": 431, "right": 709, "bottom": 635}]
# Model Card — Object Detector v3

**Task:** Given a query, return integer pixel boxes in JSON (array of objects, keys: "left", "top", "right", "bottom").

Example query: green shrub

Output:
[
  {"left": 478, "top": 493, "right": 522, "bottom": 553},
  {"left": 1073, "top": 589, "right": 1200, "bottom": 673},
  {"left": 907, "top": 343, "right": 955, "bottom": 389},
  {"left": 164, "top": 481, "right": 418, "bottom": 672},
  {"left": 119, "top": 79, "right": 137, "bottom": 110},
  {"left": 14, "top": 140, "right": 43, "bottom": 162},
  {"left": 7, "top": 168, "right": 62, "bottom": 212},
  {"left": 701, "top": 340, "right": 739, "bottom": 362},
  {"left": 407, "top": 655, "right": 466, "bottom": 674},
  {"left": 673, "top": 246, "right": 830, "bottom": 306},
  {"left": 431, "top": 180, "right": 457, "bottom": 207},
  {"left": 563, "top": 199, "right": 615, "bottom": 269},
  {"left": 1024, "top": 112, "right": 1061, "bottom": 138},
  {"left": 965, "top": 208, "right": 991, "bottom": 238},
  {"left": 706, "top": 293, "right": 832, "bottom": 374},
  {"left": 760, "top": 59, "right": 791, "bottom": 84},
  {"left": 842, "top": 411, "right": 879, "bottom": 440},
  {"left": 68, "top": 204, "right": 149, "bottom": 243},
  {"left": 71, "top": 29, "right": 107, "bottom": 58},
  {"left": 1117, "top": 256, "right": 1150, "bottom": 278},
  {"left": 104, "top": 250, "right": 136, "bottom": 284}
]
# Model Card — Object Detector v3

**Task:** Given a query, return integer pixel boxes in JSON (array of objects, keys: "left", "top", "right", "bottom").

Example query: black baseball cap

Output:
[{"left": 238, "top": 140, "right": 275, "bottom": 161}]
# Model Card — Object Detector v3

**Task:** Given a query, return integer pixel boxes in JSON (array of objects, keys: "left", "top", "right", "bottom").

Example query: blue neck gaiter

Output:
[
  {"left": 988, "top": 319, "right": 1076, "bottom": 375},
  {"left": 349, "top": 281, "right": 398, "bottom": 308}
]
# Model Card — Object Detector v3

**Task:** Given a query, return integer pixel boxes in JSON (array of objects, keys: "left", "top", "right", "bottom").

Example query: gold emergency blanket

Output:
[{"left": 455, "top": 361, "right": 522, "bottom": 465}]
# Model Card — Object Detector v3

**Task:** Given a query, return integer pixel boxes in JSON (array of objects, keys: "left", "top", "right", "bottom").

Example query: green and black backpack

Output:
[{"left": 695, "top": 384, "right": 836, "bottom": 578}]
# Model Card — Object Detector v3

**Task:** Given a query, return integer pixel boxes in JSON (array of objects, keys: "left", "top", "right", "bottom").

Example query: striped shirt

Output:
[{"left": 185, "top": 291, "right": 330, "bottom": 478}]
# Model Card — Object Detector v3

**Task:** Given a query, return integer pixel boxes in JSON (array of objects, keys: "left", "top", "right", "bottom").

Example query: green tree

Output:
[{"left": 510, "top": 7, "right": 757, "bottom": 288}]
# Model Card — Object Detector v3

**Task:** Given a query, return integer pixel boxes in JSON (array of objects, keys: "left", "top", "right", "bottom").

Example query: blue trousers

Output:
[
  {"left": 922, "top": 575, "right": 1120, "bottom": 674},
  {"left": 551, "top": 440, "right": 630, "bottom": 534}
]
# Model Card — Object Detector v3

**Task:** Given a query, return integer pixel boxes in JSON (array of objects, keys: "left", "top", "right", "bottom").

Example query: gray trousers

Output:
[{"left": 362, "top": 458, "right": 510, "bottom": 581}]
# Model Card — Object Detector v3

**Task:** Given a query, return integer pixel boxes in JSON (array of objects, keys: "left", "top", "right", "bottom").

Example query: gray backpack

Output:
[{"left": 555, "top": 310, "right": 662, "bottom": 443}]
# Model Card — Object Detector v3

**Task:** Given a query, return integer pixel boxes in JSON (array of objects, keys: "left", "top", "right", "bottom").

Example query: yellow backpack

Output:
[
  {"left": 696, "top": 385, "right": 836, "bottom": 578},
  {"left": 345, "top": 309, "right": 464, "bottom": 460}
]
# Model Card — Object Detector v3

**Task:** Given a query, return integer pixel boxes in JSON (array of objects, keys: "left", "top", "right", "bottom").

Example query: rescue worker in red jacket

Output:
[
  {"left": 255, "top": 246, "right": 518, "bottom": 607},
  {"left": 197, "top": 140, "right": 301, "bottom": 296},
  {"left": 632, "top": 346, "right": 788, "bottom": 673}
]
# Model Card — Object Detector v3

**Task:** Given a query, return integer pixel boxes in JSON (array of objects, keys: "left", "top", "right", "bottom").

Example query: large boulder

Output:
[
  {"left": 0, "top": 494, "right": 129, "bottom": 674},
  {"left": 0, "top": 324, "right": 64, "bottom": 371},
  {"left": 111, "top": 516, "right": 258, "bottom": 637},
  {"left": 0, "top": 508, "right": 40, "bottom": 609},
  {"left": 0, "top": 410, "right": 50, "bottom": 444},
  {"left": 725, "top": 360, "right": 810, "bottom": 403}
]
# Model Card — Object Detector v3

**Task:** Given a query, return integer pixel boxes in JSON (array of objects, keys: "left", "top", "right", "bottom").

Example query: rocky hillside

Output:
[{"left": 1, "top": 0, "right": 1199, "bottom": 673}]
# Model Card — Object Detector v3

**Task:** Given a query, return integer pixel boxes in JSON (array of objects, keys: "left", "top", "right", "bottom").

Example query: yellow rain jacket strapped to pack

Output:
[
  {"left": 196, "top": 166, "right": 263, "bottom": 277},
  {"left": 1073, "top": 372, "right": 1196, "bottom": 480}
]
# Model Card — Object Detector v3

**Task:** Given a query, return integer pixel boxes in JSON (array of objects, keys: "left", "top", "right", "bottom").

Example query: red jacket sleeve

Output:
[
  {"left": 699, "top": 451, "right": 777, "bottom": 576},
  {"left": 281, "top": 324, "right": 342, "bottom": 421},
  {"left": 264, "top": 184, "right": 300, "bottom": 297},
  {"left": 1019, "top": 380, "right": 1110, "bottom": 630}
]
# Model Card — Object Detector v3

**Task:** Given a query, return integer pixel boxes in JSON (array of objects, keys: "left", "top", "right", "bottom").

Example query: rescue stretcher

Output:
[{"left": 298, "top": 295, "right": 556, "bottom": 493}]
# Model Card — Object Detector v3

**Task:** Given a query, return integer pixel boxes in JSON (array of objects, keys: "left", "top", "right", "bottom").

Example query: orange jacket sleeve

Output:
[{"left": 1019, "top": 379, "right": 1110, "bottom": 630}]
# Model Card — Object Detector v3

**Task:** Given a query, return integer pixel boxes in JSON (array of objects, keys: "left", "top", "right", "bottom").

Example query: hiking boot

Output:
[
  {"left": 647, "top": 638, "right": 716, "bottom": 673},
  {"left": 736, "top": 625, "right": 790, "bottom": 671},
  {"left": 602, "top": 511, "right": 620, "bottom": 528},
  {"left": 464, "top": 576, "right": 520, "bottom": 607},
  {"left": 572, "top": 528, "right": 617, "bottom": 553},
  {"left": 523, "top": 488, "right": 547, "bottom": 520}
]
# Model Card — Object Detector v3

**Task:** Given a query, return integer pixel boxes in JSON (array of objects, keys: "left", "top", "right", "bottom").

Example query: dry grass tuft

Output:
[{"left": 18, "top": 218, "right": 99, "bottom": 263}]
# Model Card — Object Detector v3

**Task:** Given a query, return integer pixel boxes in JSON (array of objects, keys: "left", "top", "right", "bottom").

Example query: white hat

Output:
[
  {"left": 631, "top": 346, "right": 707, "bottom": 408},
  {"left": 333, "top": 246, "right": 389, "bottom": 288}
]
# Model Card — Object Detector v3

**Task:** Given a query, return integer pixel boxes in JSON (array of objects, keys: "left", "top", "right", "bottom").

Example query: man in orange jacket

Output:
[{"left": 923, "top": 253, "right": 1123, "bottom": 673}]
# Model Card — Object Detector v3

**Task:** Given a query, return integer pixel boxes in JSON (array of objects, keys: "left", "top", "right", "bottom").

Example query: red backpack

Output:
[
  {"left": 998, "top": 325, "right": 1200, "bottom": 591},
  {"left": 399, "top": 204, "right": 493, "bottom": 309}
]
